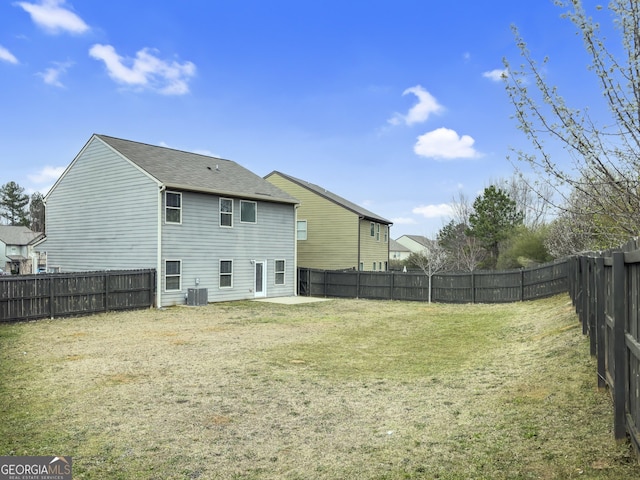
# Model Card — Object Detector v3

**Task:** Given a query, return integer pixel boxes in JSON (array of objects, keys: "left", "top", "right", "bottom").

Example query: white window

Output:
[
  {"left": 384, "top": 226, "right": 388, "bottom": 243},
  {"left": 359, "top": 262, "right": 363, "bottom": 271},
  {"left": 376, "top": 224, "right": 380, "bottom": 241},
  {"left": 275, "top": 260, "right": 285, "bottom": 285},
  {"left": 219, "top": 260, "right": 233, "bottom": 288},
  {"left": 220, "top": 198, "right": 233, "bottom": 227},
  {"left": 240, "top": 200, "right": 257, "bottom": 223},
  {"left": 372, "top": 262, "right": 376, "bottom": 271},
  {"left": 370, "top": 222, "right": 375, "bottom": 237},
  {"left": 166, "top": 191, "right": 181, "bottom": 224},
  {"left": 165, "top": 260, "right": 181, "bottom": 291},
  {"left": 297, "top": 220, "right": 307, "bottom": 240}
]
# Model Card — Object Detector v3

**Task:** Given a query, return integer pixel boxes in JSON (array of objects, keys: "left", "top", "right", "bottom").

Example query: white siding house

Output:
[
  {"left": 0, "top": 226, "right": 44, "bottom": 274},
  {"left": 38, "top": 134, "right": 299, "bottom": 307},
  {"left": 396, "top": 235, "right": 431, "bottom": 254}
]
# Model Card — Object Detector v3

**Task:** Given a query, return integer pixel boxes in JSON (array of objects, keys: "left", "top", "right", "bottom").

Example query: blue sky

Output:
[{"left": 0, "top": 0, "right": 612, "bottom": 237}]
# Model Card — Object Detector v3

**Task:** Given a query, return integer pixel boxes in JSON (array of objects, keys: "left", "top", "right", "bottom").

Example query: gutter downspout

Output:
[
  {"left": 294, "top": 204, "right": 299, "bottom": 296},
  {"left": 157, "top": 185, "right": 165, "bottom": 308},
  {"left": 358, "top": 216, "right": 363, "bottom": 270}
]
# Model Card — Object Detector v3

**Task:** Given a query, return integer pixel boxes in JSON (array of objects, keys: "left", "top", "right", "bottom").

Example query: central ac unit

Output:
[{"left": 187, "top": 288, "right": 208, "bottom": 306}]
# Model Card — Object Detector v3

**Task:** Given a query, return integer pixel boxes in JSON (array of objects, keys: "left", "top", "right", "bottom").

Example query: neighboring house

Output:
[
  {"left": 37, "top": 134, "right": 299, "bottom": 307},
  {"left": 0, "top": 225, "right": 44, "bottom": 274},
  {"left": 264, "top": 171, "right": 392, "bottom": 271},
  {"left": 389, "top": 238, "right": 412, "bottom": 262},
  {"left": 396, "top": 235, "right": 431, "bottom": 254}
]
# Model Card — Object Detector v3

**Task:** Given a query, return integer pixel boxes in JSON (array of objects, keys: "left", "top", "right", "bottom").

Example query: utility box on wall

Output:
[{"left": 187, "top": 288, "right": 208, "bottom": 306}]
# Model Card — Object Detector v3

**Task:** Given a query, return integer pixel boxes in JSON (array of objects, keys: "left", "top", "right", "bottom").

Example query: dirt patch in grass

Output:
[{"left": 1, "top": 296, "right": 638, "bottom": 479}]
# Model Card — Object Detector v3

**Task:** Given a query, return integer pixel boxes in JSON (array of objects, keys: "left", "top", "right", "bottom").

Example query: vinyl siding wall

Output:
[
  {"left": 359, "top": 220, "right": 389, "bottom": 271},
  {"left": 160, "top": 191, "right": 296, "bottom": 305},
  {"left": 39, "top": 138, "right": 159, "bottom": 272},
  {"left": 266, "top": 174, "right": 360, "bottom": 270}
]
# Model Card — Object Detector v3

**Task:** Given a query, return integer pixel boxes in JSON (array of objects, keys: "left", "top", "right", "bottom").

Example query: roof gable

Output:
[
  {"left": 266, "top": 171, "right": 392, "bottom": 224},
  {"left": 0, "top": 226, "right": 42, "bottom": 245},
  {"left": 95, "top": 135, "right": 298, "bottom": 204}
]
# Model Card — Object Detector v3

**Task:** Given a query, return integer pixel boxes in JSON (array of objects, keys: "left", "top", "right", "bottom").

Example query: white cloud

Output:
[
  {"left": 388, "top": 85, "right": 443, "bottom": 126},
  {"left": 28, "top": 165, "right": 65, "bottom": 184},
  {"left": 414, "top": 127, "right": 481, "bottom": 160},
  {"left": 89, "top": 44, "right": 196, "bottom": 95},
  {"left": 15, "top": 0, "right": 89, "bottom": 35},
  {"left": 482, "top": 68, "right": 508, "bottom": 82},
  {"left": 38, "top": 61, "right": 73, "bottom": 87},
  {"left": 412, "top": 204, "right": 454, "bottom": 219},
  {"left": 0, "top": 45, "right": 18, "bottom": 64},
  {"left": 392, "top": 217, "right": 418, "bottom": 225}
]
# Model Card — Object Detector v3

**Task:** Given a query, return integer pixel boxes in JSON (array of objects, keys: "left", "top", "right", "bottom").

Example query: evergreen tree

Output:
[
  {"left": 466, "top": 186, "right": 523, "bottom": 268},
  {"left": 0, "top": 181, "right": 29, "bottom": 226},
  {"left": 29, "top": 191, "right": 45, "bottom": 232}
]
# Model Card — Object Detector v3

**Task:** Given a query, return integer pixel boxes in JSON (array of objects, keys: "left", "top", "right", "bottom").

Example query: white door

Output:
[{"left": 255, "top": 261, "right": 266, "bottom": 298}]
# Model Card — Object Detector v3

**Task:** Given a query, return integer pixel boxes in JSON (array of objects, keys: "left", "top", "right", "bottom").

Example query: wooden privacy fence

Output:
[
  {"left": 568, "top": 242, "right": 640, "bottom": 454},
  {"left": 0, "top": 269, "right": 156, "bottom": 322},
  {"left": 298, "top": 260, "right": 568, "bottom": 303}
]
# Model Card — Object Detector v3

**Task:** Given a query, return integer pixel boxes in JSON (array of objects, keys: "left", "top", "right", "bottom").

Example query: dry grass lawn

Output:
[{"left": 1, "top": 295, "right": 639, "bottom": 479}]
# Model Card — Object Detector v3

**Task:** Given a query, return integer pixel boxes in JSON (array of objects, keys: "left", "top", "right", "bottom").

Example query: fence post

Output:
[
  {"left": 580, "top": 257, "right": 589, "bottom": 335},
  {"left": 390, "top": 271, "right": 395, "bottom": 301},
  {"left": 595, "top": 256, "right": 606, "bottom": 389},
  {"left": 612, "top": 251, "right": 627, "bottom": 440},
  {"left": 471, "top": 271, "right": 475, "bottom": 304},
  {"left": 104, "top": 272, "right": 110, "bottom": 312},
  {"left": 588, "top": 258, "right": 597, "bottom": 357},
  {"left": 49, "top": 276, "right": 55, "bottom": 320}
]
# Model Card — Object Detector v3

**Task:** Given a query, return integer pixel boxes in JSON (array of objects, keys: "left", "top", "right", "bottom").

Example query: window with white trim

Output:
[
  {"left": 219, "top": 260, "right": 233, "bottom": 288},
  {"left": 370, "top": 222, "right": 375, "bottom": 237},
  {"left": 297, "top": 220, "right": 307, "bottom": 240},
  {"left": 240, "top": 200, "right": 257, "bottom": 223},
  {"left": 220, "top": 198, "right": 233, "bottom": 227},
  {"left": 376, "top": 223, "right": 380, "bottom": 241},
  {"left": 384, "top": 226, "right": 388, "bottom": 243},
  {"left": 275, "top": 260, "right": 285, "bottom": 285},
  {"left": 165, "top": 260, "right": 181, "bottom": 291},
  {"left": 166, "top": 191, "right": 181, "bottom": 224}
]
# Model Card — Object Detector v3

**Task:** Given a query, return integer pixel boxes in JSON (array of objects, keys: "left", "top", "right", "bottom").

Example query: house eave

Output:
[{"left": 164, "top": 183, "right": 299, "bottom": 205}]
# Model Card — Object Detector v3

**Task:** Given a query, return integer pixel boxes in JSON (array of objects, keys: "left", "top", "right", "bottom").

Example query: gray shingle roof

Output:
[
  {"left": 389, "top": 238, "right": 411, "bottom": 252},
  {"left": 401, "top": 235, "right": 430, "bottom": 247},
  {"left": 0, "top": 226, "right": 42, "bottom": 245},
  {"left": 266, "top": 171, "right": 392, "bottom": 224},
  {"left": 96, "top": 135, "right": 298, "bottom": 204}
]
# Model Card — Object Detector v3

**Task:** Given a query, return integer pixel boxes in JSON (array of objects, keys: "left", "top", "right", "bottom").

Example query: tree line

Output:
[
  {"left": 0, "top": 181, "right": 45, "bottom": 232},
  {"left": 395, "top": 175, "right": 555, "bottom": 275}
]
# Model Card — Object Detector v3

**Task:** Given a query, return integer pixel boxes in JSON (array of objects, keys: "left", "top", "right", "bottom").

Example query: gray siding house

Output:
[{"left": 38, "top": 134, "right": 299, "bottom": 307}]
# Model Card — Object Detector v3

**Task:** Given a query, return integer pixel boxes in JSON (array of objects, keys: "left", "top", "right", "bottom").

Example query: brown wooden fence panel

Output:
[
  {"left": 298, "top": 259, "right": 568, "bottom": 304},
  {"left": 432, "top": 273, "right": 473, "bottom": 303},
  {"left": 568, "top": 245, "right": 640, "bottom": 457},
  {"left": 0, "top": 270, "right": 155, "bottom": 322}
]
